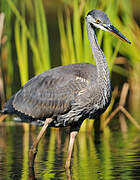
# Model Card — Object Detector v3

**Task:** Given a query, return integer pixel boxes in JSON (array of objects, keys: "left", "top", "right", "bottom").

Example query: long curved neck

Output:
[{"left": 86, "top": 22, "right": 111, "bottom": 89}]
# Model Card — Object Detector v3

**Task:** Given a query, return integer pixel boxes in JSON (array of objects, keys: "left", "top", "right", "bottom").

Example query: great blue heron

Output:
[{"left": 1, "top": 9, "right": 130, "bottom": 169}]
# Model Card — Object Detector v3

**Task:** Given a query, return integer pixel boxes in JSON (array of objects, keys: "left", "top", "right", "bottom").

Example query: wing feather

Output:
[{"left": 12, "top": 63, "right": 97, "bottom": 118}]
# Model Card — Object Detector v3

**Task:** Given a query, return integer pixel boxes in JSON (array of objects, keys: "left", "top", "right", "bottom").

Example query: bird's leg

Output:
[
  {"left": 29, "top": 118, "right": 53, "bottom": 167},
  {"left": 65, "top": 131, "right": 78, "bottom": 169}
]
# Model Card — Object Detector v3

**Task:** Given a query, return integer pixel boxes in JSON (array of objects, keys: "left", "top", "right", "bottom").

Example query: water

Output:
[{"left": 0, "top": 120, "right": 140, "bottom": 180}]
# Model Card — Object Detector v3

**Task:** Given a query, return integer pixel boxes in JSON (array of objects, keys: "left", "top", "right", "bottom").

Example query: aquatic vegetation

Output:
[
  {"left": 0, "top": 0, "right": 50, "bottom": 95},
  {"left": 0, "top": 0, "right": 140, "bottom": 124}
]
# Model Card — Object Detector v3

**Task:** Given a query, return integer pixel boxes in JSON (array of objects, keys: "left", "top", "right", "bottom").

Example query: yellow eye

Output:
[{"left": 96, "top": 19, "right": 101, "bottom": 24}]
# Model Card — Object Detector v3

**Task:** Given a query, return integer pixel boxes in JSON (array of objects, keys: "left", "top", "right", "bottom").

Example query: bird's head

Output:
[{"left": 86, "top": 9, "right": 131, "bottom": 44}]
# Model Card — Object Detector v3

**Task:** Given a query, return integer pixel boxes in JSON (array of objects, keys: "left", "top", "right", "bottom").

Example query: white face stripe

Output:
[
  {"left": 86, "top": 15, "right": 109, "bottom": 32},
  {"left": 93, "top": 23, "right": 109, "bottom": 31}
]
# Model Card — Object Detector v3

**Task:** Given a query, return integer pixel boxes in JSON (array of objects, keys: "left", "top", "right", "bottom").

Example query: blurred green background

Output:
[
  {"left": 0, "top": 0, "right": 140, "bottom": 179},
  {"left": 0, "top": 0, "right": 140, "bottom": 120}
]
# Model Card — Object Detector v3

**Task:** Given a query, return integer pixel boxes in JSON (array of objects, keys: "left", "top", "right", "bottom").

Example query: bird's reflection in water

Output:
[
  {"left": 29, "top": 167, "right": 36, "bottom": 180},
  {"left": 28, "top": 166, "right": 72, "bottom": 180},
  {"left": 65, "top": 168, "right": 72, "bottom": 180}
]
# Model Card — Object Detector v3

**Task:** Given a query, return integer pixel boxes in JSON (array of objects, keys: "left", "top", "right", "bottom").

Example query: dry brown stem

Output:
[
  {"left": 0, "top": 13, "right": 5, "bottom": 46},
  {"left": 0, "top": 114, "right": 7, "bottom": 122},
  {"left": 0, "top": 13, "right": 5, "bottom": 106},
  {"left": 103, "top": 83, "right": 140, "bottom": 131}
]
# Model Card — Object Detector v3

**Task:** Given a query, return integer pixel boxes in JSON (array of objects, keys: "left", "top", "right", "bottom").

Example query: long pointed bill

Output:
[{"left": 106, "top": 24, "right": 131, "bottom": 44}]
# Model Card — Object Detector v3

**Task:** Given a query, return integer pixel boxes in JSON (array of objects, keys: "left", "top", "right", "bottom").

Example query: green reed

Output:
[
  {"left": 2, "top": 0, "right": 50, "bottom": 88},
  {"left": 112, "top": 0, "right": 140, "bottom": 119},
  {"left": 0, "top": 0, "right": 14, "bottom": 99}
]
